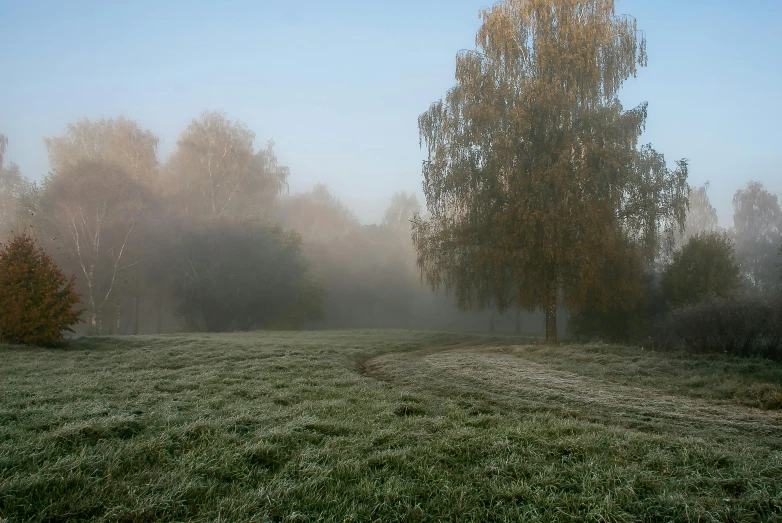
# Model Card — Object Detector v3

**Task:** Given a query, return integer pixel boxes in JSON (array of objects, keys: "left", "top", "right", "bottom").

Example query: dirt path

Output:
[{"left": 362, "top": 344, "right": 782, "bottom": 442}]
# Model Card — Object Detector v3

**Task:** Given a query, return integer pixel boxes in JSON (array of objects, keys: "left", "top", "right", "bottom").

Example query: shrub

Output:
[
  {"left": 171, "top": 217, "right": 322, "bottom": 332},
  {"left": 653, "top": 294, "right": 782, "bottom": 361},
  {"left": 570, "top": 271, "right": 666, "bottom": 342},
  {"left": 661, "top": 232, "right": 741, "bottom": 307},
  {"left": 0, "top": 234, "right": 84, "bottom": 346}
]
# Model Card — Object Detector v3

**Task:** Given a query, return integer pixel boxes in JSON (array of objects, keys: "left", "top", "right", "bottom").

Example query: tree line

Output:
[
  {"left": 0, "top": 113, "right": 438, "bottom": 335},
  {"left": 1, "top": 0, "right": 780, "bottom": 345}
]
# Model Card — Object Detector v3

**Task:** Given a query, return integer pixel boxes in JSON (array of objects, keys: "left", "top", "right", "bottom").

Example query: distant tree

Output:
[
  {"left": 412, "top": 0, "right": 688, "bottom": 342},
  {"left": 282, "top": 184, "right": 359, "bottom": 234},
  {"left": 731, "top": 181, "right": 782, "bottom": 294},
  {"left": 661, "top": 232, "right": 740, "bottom": 307},
  {"left": 0, "top": 135, "right": 32, "bottom": 242},
  {"left": 376, "top": 192, "right": 425, "bottom": 325},
  {"left": 0, "top": 234, "right": 84, "bottom": 346},
  {"left": 171, "top": 216, "right": 319, "bottom": 332},
  {"left": 279, "top": 186, "right": 374, "bottom": 327},
  {"left": 674, "top": 182, "right": 719, "bottom": 249},
  {"left": 381, "top": 192, "right": 421, "bottom": 275},
  {"left": 43, "top": 116, "right": 160, "bottom": 186},
  {"left": 382, "top": 191, "right": 421, "bottom": 234},
  {"left": 778, "top": 242, "right": 782, "bottom": 289},
  {"left": 363, "top": 222, "right": 420, "bottom": 327},
  {"left": 42, "top": 118, "right": 163, "bottom": 332},
  {"left": 36, "top": 160, "right": 152, "bottom": 334},
  {"left": 166, "top": 111, "right": 288, "bottom": 218},
  {"left": 280, "top": 185, "right": 432, "bottom": 328}
]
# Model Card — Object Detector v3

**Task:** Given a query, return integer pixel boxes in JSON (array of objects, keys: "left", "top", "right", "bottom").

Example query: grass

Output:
[{"left": 1, "top": 330, "right": 781, "bottom": 522}]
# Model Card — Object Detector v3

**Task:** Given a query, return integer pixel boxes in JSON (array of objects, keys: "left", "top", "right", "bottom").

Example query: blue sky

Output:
[{"left": 1, "top": 0, "right": 780, "bottom": 226}]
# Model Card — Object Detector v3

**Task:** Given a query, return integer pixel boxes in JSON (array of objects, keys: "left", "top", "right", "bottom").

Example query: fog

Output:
[
  {"left": 0, "top": 1, "right": 780, "bottom": 341},
  {"left": 0, "top": 113, "right": 553, "bottom": 336}
]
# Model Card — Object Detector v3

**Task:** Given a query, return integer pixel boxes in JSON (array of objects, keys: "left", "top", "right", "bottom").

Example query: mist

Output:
[
  {"left": 0, "top": 112, "right": 552, "bottom": 336},
  {"left": 1, "top": 109, "right": 779, "bottom": 341},
  {"left": 0, "top": 0, "right": 780, "bottom": 342},
  {"left": 2, "top": 3, "right": 782, "bottom": 521}
]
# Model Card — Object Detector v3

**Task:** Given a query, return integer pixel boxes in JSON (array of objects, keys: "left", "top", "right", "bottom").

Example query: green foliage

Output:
[
  {"left": 662, "top": 232, "right": 740, "bottom": 307},
  {"left": 655, "top": 294, "right": 782, "bottom": 361},
  {"left": 569, "top": 270, "right": 666, "bottom": 342},
  {"left": 0, "top": 234, "right": 84, "bottom": 346},
  {"left": 171, "top": 217, "right": 321, "bottom": 332},
  {"left": 262, "top": 275, "right": 324, "bottom": 330}
]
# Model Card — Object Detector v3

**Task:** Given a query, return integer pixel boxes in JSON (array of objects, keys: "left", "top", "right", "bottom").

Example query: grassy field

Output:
[{"left": 1, "top": 330, "right": 781, "bottom": 522}]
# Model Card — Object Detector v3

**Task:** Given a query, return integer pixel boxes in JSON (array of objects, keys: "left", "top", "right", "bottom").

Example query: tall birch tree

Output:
[
  {"left": 38, "top": 160, "right": 150, "bottom": 333},
  {"left": 413, "top": 0, "right": 688, "bottom": 341}
]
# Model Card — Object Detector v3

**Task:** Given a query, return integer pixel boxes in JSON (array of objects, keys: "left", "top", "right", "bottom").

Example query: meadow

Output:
[{"left": 1, "top": 330, "right": 781, "bottom": 522}]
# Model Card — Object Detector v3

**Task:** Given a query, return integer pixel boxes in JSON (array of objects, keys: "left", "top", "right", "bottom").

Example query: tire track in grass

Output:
[{"left": 362, "top": 344, "right": 782, "bottom": 442}]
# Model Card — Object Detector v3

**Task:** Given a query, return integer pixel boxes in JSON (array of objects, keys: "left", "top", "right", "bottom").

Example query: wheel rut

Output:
[{"left": 361, "top": 343, "right": 782, "bottom": 442}]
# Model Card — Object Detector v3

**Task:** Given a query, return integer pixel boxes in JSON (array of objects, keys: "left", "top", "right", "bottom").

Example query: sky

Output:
[{"left": 1, "top": 0, "right": 780, "bottom": 226}]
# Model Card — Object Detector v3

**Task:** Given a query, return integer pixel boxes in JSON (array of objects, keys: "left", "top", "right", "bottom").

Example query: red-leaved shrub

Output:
[{"left": 0, "top": 234, "right": 84, "bottom": 346}]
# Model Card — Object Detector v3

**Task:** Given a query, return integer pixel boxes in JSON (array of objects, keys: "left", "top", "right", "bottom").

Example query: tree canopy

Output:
[
  {"left": 166, "top": 111, "right": 289, "bottom": 218},
  {"left": 675, "top": 183, "right": 719, "bottom": 248},
  {"left": 36, "top": 159, "right": 155, "bottom": 334},
  {"left": 43, "top": 117, "right": 160, "bottom": 185},
  {"left": 732, "top": 181, "right": 782, "bottom": 294},
  {"left": 171, "top": 217, "right": 319, "bottom": 332},
  {"left": 0, "top": 135, "right": 31, "bottom": 242},
  {"left": 412, "top": 0, "right": 688, "bottom": 341},
  {"left": 661, "top": 232, "right": 741, "bottom": 307},
  {"left": 382, "top": 192, "right": 421, "bottom": 234}
]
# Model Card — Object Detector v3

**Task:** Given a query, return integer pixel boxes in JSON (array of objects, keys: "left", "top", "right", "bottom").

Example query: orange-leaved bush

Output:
[{"left": 0, "top": 234, "right": 84, "bottom": 346}]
